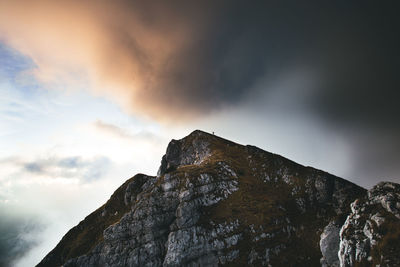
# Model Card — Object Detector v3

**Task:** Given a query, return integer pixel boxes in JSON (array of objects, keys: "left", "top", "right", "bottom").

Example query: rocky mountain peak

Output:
[
  {"left": 37, "top": 131, "right": 400, "bottom": 267},
  {"left": 158, "top": 130, "right": 214, "bottom": 176}
]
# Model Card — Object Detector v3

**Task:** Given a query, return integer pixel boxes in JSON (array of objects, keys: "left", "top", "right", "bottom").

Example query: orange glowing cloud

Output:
[{"left": 0, "top": 0, "right": 223, "bottom": 121}]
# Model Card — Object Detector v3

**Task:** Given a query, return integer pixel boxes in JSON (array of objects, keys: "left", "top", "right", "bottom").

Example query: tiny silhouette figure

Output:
[{"left": 212, "top": 131, "right": 215, "bottom": 135}]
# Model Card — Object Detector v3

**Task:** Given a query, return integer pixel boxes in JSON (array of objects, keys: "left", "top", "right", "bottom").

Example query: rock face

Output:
[
  {"left": 320, "top": 221, "right": 341, "bottom": 267},
  {"left": 37, "top": 130, "right": 399, "bottom": 267},
  {"left": 339, "top": 182, "right": 400, "bottom": 266},
  {"left": 158, "top": 132, "right": 211, "bottom": 176}
]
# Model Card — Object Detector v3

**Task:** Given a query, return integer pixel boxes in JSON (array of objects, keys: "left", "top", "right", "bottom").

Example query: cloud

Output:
[
  {"left": 0, "top": 0, "right": 399, "bottom": 200},
  {"left": 1, "top": 155, "right": 111, "bottom": 183},
  {"left": 0, "top": 153, "right": 131, "bottom": 266},
  {"left": 0, "top": 0, "right": 397, "bottom": 128},
  {"left": 0, "top": 1, "right": 397, "bottom": 122},
  {"left": 93, "top": 120, "right": 162, "bottom": 144},
  {"left": 0, "top": 208, "right": 44, "bottom": 267},
  {"left": 0, "top": 0, "right": 215, "bottom": 120},
  {"left": 340, "top": 130, "right": 400, "bottom": 187},
  {"left": 93, "top": 120, "right": 135, "bottom": 140}
]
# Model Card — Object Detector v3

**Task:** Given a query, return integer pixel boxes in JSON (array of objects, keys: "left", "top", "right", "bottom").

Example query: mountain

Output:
[{"left": 37, "top": 130, "right": 400, "bottom": 266}]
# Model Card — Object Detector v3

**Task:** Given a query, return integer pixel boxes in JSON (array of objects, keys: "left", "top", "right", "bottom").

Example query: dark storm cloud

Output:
[
  {"left": 306, "top": 3, "right": 400, "bottom": 130},
  {"left": 1, "top": 0, "right": 398, "bottom": 123},
  {"left": 200, "top": 1, "right": 400, "bottom": 186}
]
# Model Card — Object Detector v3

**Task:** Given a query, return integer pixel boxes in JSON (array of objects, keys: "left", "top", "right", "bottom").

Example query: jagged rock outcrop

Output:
[
  {"left": 158, "top": 132, "right": 211, "bottom": 176},
  {"left": 37, "top": 130, "right": 399, "bottom": 267},
  {"left": 339, "top": 182, "right": 400, "bottom": 266},
  {"left": 320, "top": 221, "right": 341, "bottom": 267}
]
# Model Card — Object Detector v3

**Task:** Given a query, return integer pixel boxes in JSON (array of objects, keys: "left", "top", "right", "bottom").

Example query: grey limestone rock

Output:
[
  {"left": 320, "top": 221, "right": 340, "bottom": 267},
  {"left": 339, "top": 182, "right": 400, "bottom": 267},
  {"left": 158, "top": 130, "right": 211, "bottom": 176}
]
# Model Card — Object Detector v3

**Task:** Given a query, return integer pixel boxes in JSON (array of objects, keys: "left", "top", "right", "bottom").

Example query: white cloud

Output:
[{"left": 0, "top": 76, "right": 177, "bottom": 265}]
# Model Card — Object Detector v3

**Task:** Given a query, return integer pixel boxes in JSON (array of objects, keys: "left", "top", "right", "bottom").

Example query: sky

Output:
[{"left": 0, "top": 1, "right": 399, "bottom": 266}]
